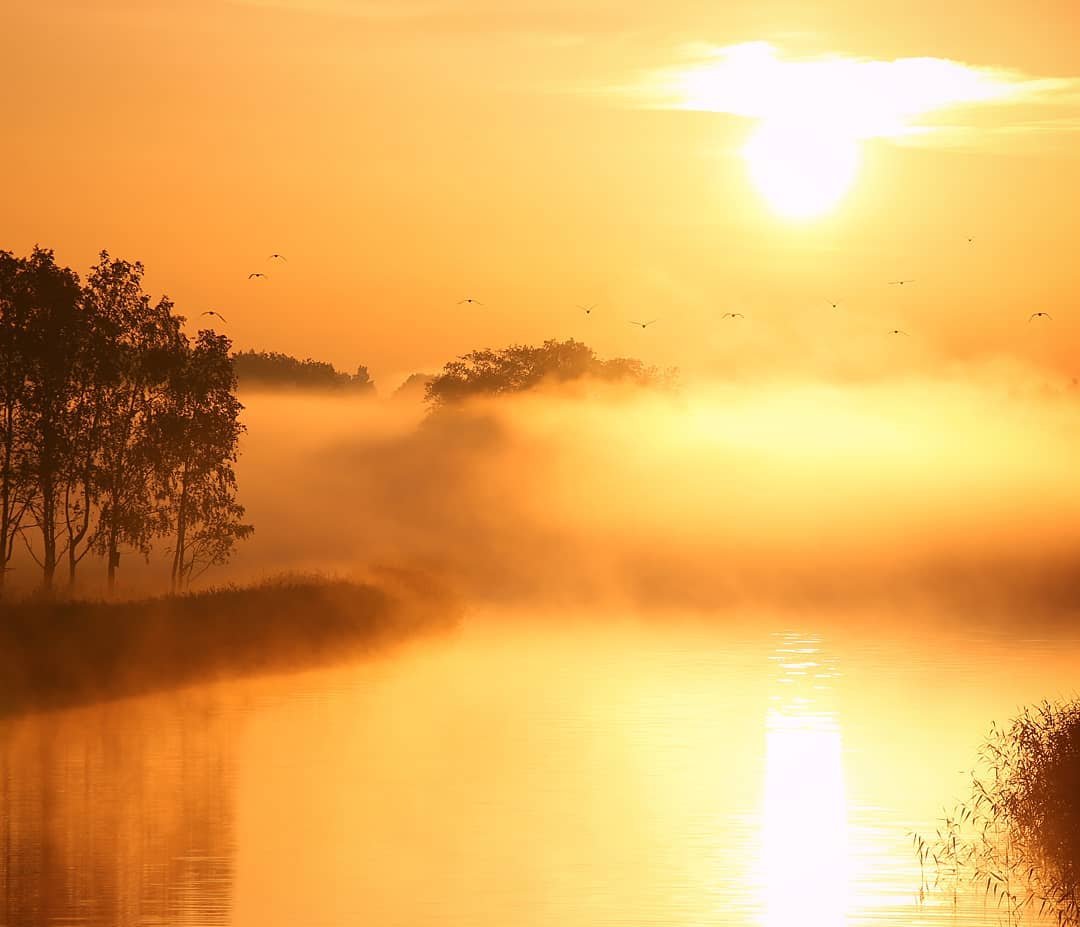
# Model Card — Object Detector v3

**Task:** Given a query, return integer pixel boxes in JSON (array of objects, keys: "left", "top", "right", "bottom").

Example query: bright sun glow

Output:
[
  {"left": 759, "top": 635, "right": 851, "bottom": 926},
  {"left": 742, "top": 121, "right": 860, "bottom": 219},
  {"left": 655, "top": 41, "right": 1054, "bottom": 220}
]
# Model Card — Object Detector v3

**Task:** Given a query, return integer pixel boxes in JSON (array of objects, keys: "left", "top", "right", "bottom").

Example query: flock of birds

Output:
[{"left": 199, "top": 243, "right": 1057, "bottom": 340}]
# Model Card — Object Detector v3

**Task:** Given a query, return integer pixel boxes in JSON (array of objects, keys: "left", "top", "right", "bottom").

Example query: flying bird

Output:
[
  {"left": 248, "top": 273, "right": 267, "bottom": 280},
  {"left": 629, "top": 320, "right": 657, "bottom": 329},
  {"left": 268, "top": 253, "right": 287, "bottom": 262},
  {"left": 888, "top": 329, "right": 909, "bottom": 336},
  {"left": 828, "top": 300, "right": 841, "bottom": 309},
  {"left": 888, "top": 280, "right": 915, "bottom": 286},
  {"left": 201, "top": 310, "right": 228, "bottom": 324},
  {"left": 1029, "top": 312, "right": 1053, "bottom": 322},
  {"left": 722, "top": 312, "right": 745, "bottom": 319},
  {"left": 458, "top": 298, "right": 483, "bottom": 305},
  {"left": 578, "top": 304, "right": 596, "bottom": 316}
]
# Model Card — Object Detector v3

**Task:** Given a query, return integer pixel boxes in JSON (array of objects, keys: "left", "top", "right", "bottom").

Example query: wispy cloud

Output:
[{"left": 631, "top": 42, "right": 1080, "bottom": 144}]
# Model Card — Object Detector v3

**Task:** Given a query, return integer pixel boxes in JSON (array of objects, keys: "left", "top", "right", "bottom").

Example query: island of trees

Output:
[
  {"left": 423, "top": 339, "right": 676, "bottom": 408},
  {"left": 0, "top": 247, "right": 251, "bottom": 598}
]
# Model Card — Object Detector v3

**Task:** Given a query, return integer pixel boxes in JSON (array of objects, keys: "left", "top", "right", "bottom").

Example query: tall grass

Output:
[
  {"left": 916, "top": 699, "right": 1080, "bottom": 926},
  {"left": 0, "top": 571, "right": 459, "bottom": 716}
]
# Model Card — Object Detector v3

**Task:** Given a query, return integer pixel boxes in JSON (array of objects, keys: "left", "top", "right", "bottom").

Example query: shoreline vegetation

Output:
[
  {"left": 917, "top": 699, "right": 1080, "bottom": 926},
  {"left": 0, "top": 573, "right": 460, "bottom": 718}
]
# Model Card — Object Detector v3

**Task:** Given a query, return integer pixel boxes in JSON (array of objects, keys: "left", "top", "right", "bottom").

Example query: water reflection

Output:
[
  {"left": 0, "top": 693, "right": 236, "bottom": 927},
  {"left": 759, "top": 633, "right": 850, "bottom": 927},
  {"left": 1, "top": 621, "right": 1075, "bottom": 927}
]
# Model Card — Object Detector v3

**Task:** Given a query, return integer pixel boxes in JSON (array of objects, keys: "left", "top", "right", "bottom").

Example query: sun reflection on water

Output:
[{"left": 759, "top": 633, "right": 851, "bottom": 927}]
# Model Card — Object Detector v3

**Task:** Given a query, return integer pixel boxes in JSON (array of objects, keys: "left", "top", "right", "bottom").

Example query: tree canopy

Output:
[
  {"left": 424, "top": 339, "right": 675, "bottom": 408},
  {"left": 232, "top": 350, "right": 375, "bottom": 394},
  {"left": 0, "top": 247, "right": 252, "bottom": 597}
]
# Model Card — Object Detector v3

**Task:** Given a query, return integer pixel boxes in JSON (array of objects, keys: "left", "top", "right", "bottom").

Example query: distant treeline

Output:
[
  {"left": 424, "top": 338, "right": 676, "bottom": 407},
  {"left": 0, "top": 247, "right": 252, "bottom": 598},
  {"left": 232, "top": 349, "right": 375, "bottom": 393}
]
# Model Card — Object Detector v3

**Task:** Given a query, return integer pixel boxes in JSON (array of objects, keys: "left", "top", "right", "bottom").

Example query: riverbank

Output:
[{"left": 0, "top": 572, "right": 460, "bottom": 716}]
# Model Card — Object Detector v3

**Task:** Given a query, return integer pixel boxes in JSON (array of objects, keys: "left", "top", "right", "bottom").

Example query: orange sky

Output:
[{"left": 4, "top": 0, "right": 1080, "bottom": 389}]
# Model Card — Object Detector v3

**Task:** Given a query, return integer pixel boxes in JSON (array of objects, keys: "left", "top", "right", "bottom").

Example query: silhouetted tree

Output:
[
  {"left": 424, "top": 338, "right": 675, "bottom": 408},
  {"left": 14, "top": 249, "right": 85, "bottom": 591},
  {"left": 232, "top": 350, "right": 376, "bottom": 394},
  {"left": 85, "top": 253, "right": 186, "bottom": 593},
  {"left": 0, "top": 252, "right": 35, "bottom": 596},
  {"left": 158, "top": 332, "right": 251, "bottom": 592},
  {"left": 0, "top": 245, "right": 254, "bottom": 597}
]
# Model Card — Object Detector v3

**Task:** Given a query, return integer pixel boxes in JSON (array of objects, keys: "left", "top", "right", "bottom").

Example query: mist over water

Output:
[{"left": 225, "top": 364, "right": 1080, "bottom": 619}]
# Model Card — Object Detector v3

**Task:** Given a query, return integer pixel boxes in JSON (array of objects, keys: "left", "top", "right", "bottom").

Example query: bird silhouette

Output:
[
  {"left": 268, "top": 253, "right": 287, "bottom": 262},
  {"left": 248, "top": 273, "right": 267, "bottom": 280},
  {"left": 722, "top": 312, "right": 745, "bottom": 319},
  {"left": 629, "top": 320, "right": 657, "bottom": 329},
  {"left": 828, "top": 300, "right": 841, "bottom": 309},
  {"left": 888, "top": 280, "right": 915, "bottom": 286},
  {"left": 201, "top": 310, "right": 228, "bottom": 324},
  {"left": 458, "top": 298, "right": 483, "bottom": 305},
  {"left": 1029, "top": 312, "right": 1053, "bottom": 322},
  {"left": 578, "top": 304, "right": 596, "bottom": 316},
  {"left": 889, "top": 329, "right": 909, "bottom": 336}
]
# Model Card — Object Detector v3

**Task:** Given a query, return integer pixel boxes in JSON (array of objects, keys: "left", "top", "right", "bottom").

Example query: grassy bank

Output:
[{"left": 0, "top": 572, "right": 460, "bottom": 717}]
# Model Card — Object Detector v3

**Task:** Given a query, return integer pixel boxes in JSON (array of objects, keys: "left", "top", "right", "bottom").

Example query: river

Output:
[{"left": 2, "top": 611, "right": 1076, "bottom": 926}]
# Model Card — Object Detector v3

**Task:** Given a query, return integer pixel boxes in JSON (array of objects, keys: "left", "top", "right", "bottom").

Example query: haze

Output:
[
  {"left": 5, "top": 3, "right": 1080, "bottom": 927},
  {"left": 4, "top": 0, "right": 1080, "bottom": 384}
]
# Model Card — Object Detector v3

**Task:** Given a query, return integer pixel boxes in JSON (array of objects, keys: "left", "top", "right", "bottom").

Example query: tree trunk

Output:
[
  {"left": 1, "top": 404, "right": 14, "bottom": 601},
  {"left": 170, "top": 472, "right": 189, "bottom": 594},
  {"left": 41, "top": 485, "right": 56, "bottom": 593},
  {"left": 106, "top": 524, "right": 119, "bottom": 596}
]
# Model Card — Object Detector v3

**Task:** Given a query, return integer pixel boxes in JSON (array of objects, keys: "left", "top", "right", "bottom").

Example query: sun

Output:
[
  {"left": 743, "top": 120, "right": 860, "bottom": 220},
  {"left": 660, "top": 41, "right": 1034, "bottom": 222}
]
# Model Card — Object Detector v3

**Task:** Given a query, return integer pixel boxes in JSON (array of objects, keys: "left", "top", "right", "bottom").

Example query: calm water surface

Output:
[{"left": 2, "top": 612, "right": 1077, "bottom": 927}]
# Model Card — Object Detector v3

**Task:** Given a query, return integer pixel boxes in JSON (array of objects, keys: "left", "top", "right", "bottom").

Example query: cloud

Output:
[{"left": 631, "top": 41, "right": 1080, "bottom": 144}]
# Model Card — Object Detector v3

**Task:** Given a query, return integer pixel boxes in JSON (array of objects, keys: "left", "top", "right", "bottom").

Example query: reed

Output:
[{"left": 916, "top": 699, "right": 1080, "bottom": 925}]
